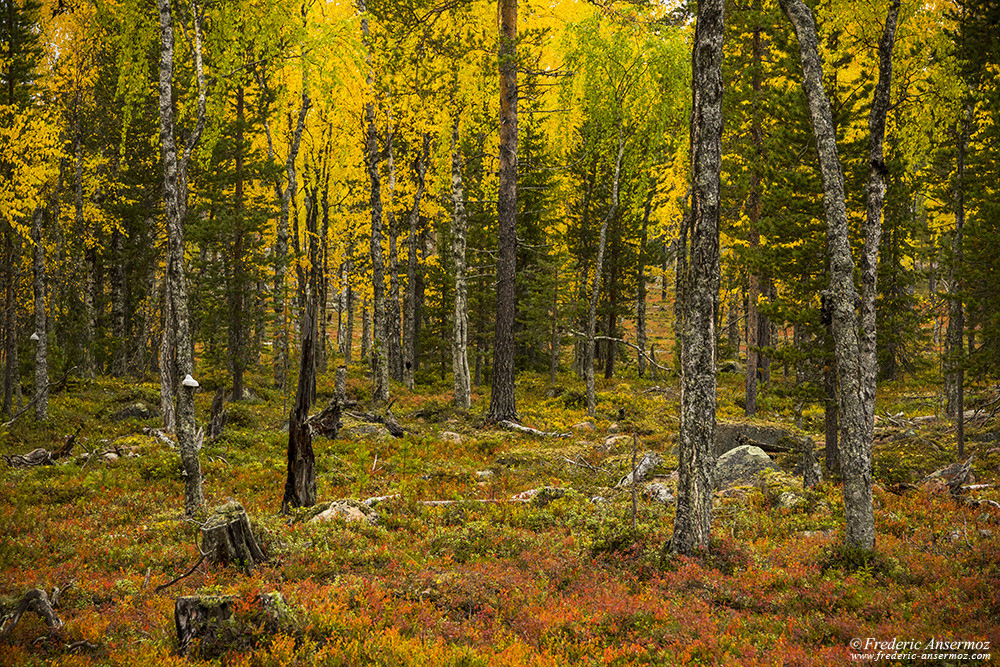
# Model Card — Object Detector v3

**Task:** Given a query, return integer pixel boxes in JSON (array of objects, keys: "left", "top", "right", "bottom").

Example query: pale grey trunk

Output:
[
  {"left": 744, "top": 7, "right": 764, "bottom": 416},
  {"left": 110, "top": 229, "right": 126, "bottom": 377},
  {"left": 359, "top": 0, "right": 389, "bottom": 403},
  {"left": 451, "top": 120, "right": 471, "bottom": 409},
  {"left": 31, "top": 207, "right": 47, "bottom": 421},
  {"left": 549, "top": 265, "right": 560, "bottom": 387},
  {"left": 860, "top": 0, "right": 900, "bottom": 447},
  {"left": 404, "top": 132, "right": 430, "bottom": 391},
  {"left": 671, "top": 0, "right": 723, "bottom": 557},
  {"left": 586, "top": 120, "right": 625, "bottom": 417},
  {"left": 779, "top": 0, "right": 874, "bottom": 549},
  {"left": 156, "top": 0, "right": 206, "bottom": 515},
  {"left": 361, "top": 297, "right": 371, "bottom": 362}
]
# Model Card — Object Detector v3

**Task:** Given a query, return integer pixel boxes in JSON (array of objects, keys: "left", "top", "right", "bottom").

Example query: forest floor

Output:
[{"left": 2, "top": 295, "right": 999, "bottom": 665}]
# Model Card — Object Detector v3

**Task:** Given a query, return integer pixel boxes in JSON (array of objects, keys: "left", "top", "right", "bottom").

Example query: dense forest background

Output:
[{"left": 2, "top": 0, "right": 998, "bottom": 426}]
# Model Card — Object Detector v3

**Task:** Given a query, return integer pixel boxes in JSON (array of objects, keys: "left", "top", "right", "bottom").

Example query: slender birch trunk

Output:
[
  {"left": 451, "top": 120, "right": 471, "bottom": 409},
  {"left": 586, "top": 120, "right": 625, "bottom": 417},
  {"left": 385, "top": 124, "right": 404, "bottom": 382}
]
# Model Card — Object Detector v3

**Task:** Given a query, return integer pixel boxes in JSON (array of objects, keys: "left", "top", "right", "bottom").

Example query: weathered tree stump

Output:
[
  {"left": 200, "top": 501, "right": 266, "bottom": 568},
  {"left": 801, "top": 437, "right": 821, "bottom": 488},
  {"left": 335, "top": 365, "right": 347, "bottom": 402},
  {"left": 174, "top": 595, "right": 234, "bottom": 655}
]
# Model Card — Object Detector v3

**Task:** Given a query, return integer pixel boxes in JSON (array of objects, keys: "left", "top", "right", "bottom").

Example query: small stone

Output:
[
  {"left": 310, "top": 500, "right": 379, "bottom": 526},
  {"left": 608, "top": 422, "right": 621, "bottom": 434},
  {"left": 475, "top": 470, "right": 493, "bottom": 481},
  {"left": 777, "top": 491, "right": 807, "bottom": 509},
  {"left": 103, "top": 452, "right": 119, "bottom": 461},
  {"left": 572, "top": 421, "right": 596, "bottom": 432},
  {"left": 440, "top": 431, "right": 463, "bottom": 444},
  {"left": 644, "top": 483, "right": 674, "bottom": 504}
]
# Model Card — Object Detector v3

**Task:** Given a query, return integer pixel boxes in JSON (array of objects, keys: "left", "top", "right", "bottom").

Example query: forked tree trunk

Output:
[
  {"left": 487, "top": 0, "right": 519, "bottom": 423},
  {"left": 451, "top": 118, "right": 472, "bottom": 409},
  {"left": 860, "top": 0, "right": 901, "bottom": 450},
  {"left": 31, "top": 207, "right": 48, "bottom": 421},
  {"left": 671, "top": 0, "right": 723, "bottom": 556},
  {"left": 779, "top": 0, "right": 880, "bottom": 550}
]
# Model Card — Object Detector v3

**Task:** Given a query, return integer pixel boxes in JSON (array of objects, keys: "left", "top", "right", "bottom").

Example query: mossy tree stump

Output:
[
  {"left": 200, "top": 501, "right": 266, "bottom": 568},
  {"left": 174, "top": 595, "right": 234, "bottom": 655}
]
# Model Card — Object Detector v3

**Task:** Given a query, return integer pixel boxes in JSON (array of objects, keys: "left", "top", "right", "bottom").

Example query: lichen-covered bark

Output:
[
  {"left": 860, "top": 0, "right": 901, "bottom": 449},
  {"left": 778, "top": 0, "right": 874, "bottom": 549},
  {"left": 31, "top": 206, "right": 47, "bottom": 421},
  {"left": 671, "top": 0, "right": 723, "bottom": 556},
  {"left": 404, "top": 132, "right": 430, "bottom": 391},
  {"left": 156, "top": 0, "right": 205, "bottom": 515}
]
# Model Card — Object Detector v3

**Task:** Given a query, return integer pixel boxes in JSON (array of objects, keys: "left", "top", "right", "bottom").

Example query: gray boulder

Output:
[{"left": 714, "top": 444, "right": 778, "bottom": 489}]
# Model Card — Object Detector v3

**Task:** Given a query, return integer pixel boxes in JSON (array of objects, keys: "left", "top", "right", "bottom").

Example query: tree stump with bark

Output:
[
  {"left": 174, "top": 595, "right": 235, "bottom": 655},
  {"left": 200, "top": 501, "right": 266, "bottom": 569}
]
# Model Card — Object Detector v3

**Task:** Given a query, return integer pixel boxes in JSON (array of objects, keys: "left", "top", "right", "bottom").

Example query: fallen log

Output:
[
  {"left": 498, "top": 420, "right": 571, "bottom": 439},
  {"left": 616, "top": 451, "right": 662, "bottom": 488}
]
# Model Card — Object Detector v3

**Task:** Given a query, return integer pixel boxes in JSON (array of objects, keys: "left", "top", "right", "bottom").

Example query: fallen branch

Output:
[
  {"left": 154, "top": 554, "right": 206, "bottom": 593},
  {"left": 345, "top": 410, "right": 405, "bottom": 438},
  {"left": 499, "top": 420, "right": 571, "bottom": 438},
  {"left": 143, "top": 427, "right": 176, "bottom": 448},
  {"left": 0, "top": 588, "right": 63, "bottom": 641},
  {"left": 566, "top": 329, "right": 673, "bottom": 374},
  {"left": 1, "top": 367, "right": 77, "bottom": 430}
]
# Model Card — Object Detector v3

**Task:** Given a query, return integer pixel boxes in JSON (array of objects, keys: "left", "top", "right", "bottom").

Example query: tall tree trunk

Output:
[
  {"left": 671, "top": 0, "right": 723, "bottom": 556},
  {"left": 487, "top": 0, "right": 519, "bottom": 422},
  {"left": 451, "top": 120, "right": 472, "bottom": 410},
  {"left": 1, "top": 231, "right": 16, "bottom": 418},
  {"left": 31, "top": 207, "right": 47, "bottom": 421},
  {"left": 405, "top": 132, "right": 431, "bottom": 391},
  {"left": 586, "top": 120, "right": 625, "bottom": 417},
  {"left": 860, "top": 0, "right": 900, "bottom": 447},
  {"left": 74, "top": 124, "right": 95, "bottom": 379},
  {"left": 385, "top": 125, "right": 404, "bottom": 383},
  {"left": 156, "top": 0, "right": 207, "bottom": 515},
  {"left": 282, "top": 297, "right": 317, "bottom": 512},
  {"left": 359, "top": 0, "right": 389, "bottom": 404},
  {"left": 636, "top": 186, "right": 654, "bottom": 378},
  {"left": 945, "top": 102, "right": 971, "bottom": 457},
  {"left": 779, "top": 0, "right": 874, "bottom": 550},
  {"left": 318, "top": 173, "right": 330, "bottom": 374},
  {"left": 549, "top": 263, "right": 560, "bottom": 386},
  {"left": 745, "top": 3, "right": 763, "bottom": 416},
  {"left": 230, "top": 85, "right": 247, "bottom": 401}
]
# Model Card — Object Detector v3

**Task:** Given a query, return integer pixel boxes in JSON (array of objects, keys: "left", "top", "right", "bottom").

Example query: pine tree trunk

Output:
[
  {"left": 671, "top": 0, "right": 723, "bottom": 557},
  {"left": 230, "top": 85, "right": 247, "bottom": 401},
  {"left": 405, "top": 133, "right": 430, "bottom": 391},
  {"left": 945, "top": 102, "right": 971, "bottom": 458},
  {"left": 779, "top": 0, "right": 873, "bottom": 549},
  {"left": 283, "top": 271, "right": 318, "bottom": 512},
  {"left": 110, "top": 229, "right": 126, "bottom": 377},
  {"left": 487, "top": 0, "right": 519, "bottom": 423},
  {"left": 451, "top": 119, "right": 472, "bottom": 410},
  {"left": 74, "top": 125, "right": 96, "bottom": 379},
  {"left": 31, "top": 207, "right": 47, "bottom": 421},
  {"left": 1, "top": 231, "right": 16, "bottom": 419},
  {"left": 744, "top": 9, "right": 763, "bottom": 416}
]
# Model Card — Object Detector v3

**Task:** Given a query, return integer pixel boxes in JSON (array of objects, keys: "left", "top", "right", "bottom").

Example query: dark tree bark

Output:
[
  {"left": 636, "top": 186, "right": 654, "bottom": 378},
  {"left": 282, "top": 293, "right": 318, "bottom": 512},
  {"left": 779, "top": 0, "right": 879, "bottom": 550},
  {"left": 404, "top": 132, "right": 430, "bottom": 391},
  {"left": 385, "top": 126, "right": 404, "bottom": 383},
  {"left": 586, "top": 120, "right": 625, "bottom": 417},
  {"left": 744, "top": 2, "right": 764, "bottom": 416},
  {"left": 671, "top": 0, "right": 724, "bottom": 556},
  {"left": 229, "top": 85, "right": 247, "bottom": 401},
  {"left": 1, "top": 231, "right": 18, "bottom": 419},
  {"left": 359, "top": 0, "right": 389, "bottom": 403},
  {"left": 487, "top": 0, "right": 519, "bottom": 423}
]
